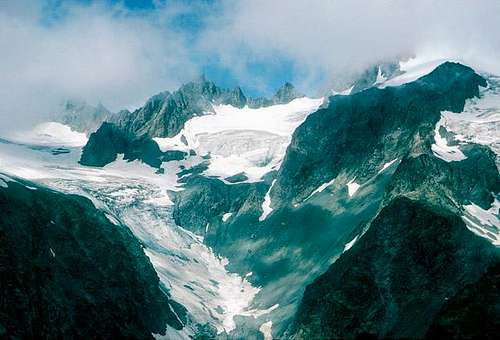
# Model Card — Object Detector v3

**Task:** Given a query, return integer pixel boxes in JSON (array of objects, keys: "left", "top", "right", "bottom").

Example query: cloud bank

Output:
[
  {"left": 1, "top": 0, "right": 499, "bottom": 131},
  {"left": 203, "top": 0, "right": 500, "bottom": 91},
  {"left": 0, "top": 0, "right": 197, "bottom": 130}
]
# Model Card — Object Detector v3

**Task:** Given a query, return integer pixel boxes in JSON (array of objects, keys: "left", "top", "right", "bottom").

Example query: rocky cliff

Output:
[
  {"left": 169, "top": 62, "right": 499, "bottom": 338},
  {"left": 0, "top": 175, "right": 186, "bottom": 339},
  {"left": 287, "top": 63, "right": 499, "bottom": 339}
]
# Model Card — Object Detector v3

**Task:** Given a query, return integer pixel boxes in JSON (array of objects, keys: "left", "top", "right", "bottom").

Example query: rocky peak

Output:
[
  {"left": 272, "top": 82, "right": 304, "bottom": 104},
  {"left": 166, "top": 77, "right": 248, "bottom": 109},
  {"left": 58, "top": 99, "right": 112, "bottom": 134},
  {"left": 141, "top": 91, "right": 171, "bottom": 115},
  {"left": 273, "top": 62, "right": 487, "bottom": 206}
]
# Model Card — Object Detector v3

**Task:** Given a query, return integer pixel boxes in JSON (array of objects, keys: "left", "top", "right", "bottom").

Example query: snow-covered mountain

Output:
[{"left": 1, "top": 58, "right": 499, "bottom": 339}]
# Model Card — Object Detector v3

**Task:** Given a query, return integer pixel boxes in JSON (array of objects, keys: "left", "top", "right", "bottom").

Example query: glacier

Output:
[
  {"left": 0, "top": 96, "right": 325, "bottom": 337},
  {"left": 0, "top": 135, "right": 272, "bottom": 337},
  {"left": 154, "top": 97, "right": 323, "bottom": 183}
]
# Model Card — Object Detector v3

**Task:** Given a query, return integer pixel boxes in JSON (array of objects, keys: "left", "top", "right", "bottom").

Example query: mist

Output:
[
  {"left": 0, "top": 0, "right": 198, "bottom": 131},
  {"left": 202, "top": 0, "right": 500, "bottom": 91},
  {"left": 1, "top": 0, "right": 499, "bottom": 132}
]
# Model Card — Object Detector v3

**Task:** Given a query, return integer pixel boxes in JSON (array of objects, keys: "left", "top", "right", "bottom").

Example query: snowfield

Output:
[
  {"left": 439, "top": 74, "right": 500, "bottom": 167},
  {"left": 431, "top": 116, "right": 468, "bottom": 162},
  {"left": 380, "top": 58, "right": 451, "bottom": 88},
  {"left": 0, "top": 136, "right": 273, "bottom": 338},
  {"left": 462, "top": 199, "right": 500, "bottom": 246},
  {"left": 155, "top": 97, "right": 323, "bottom": 182},
  {"left": 7, "top": 122, "right": 88, "bottom": 147}
]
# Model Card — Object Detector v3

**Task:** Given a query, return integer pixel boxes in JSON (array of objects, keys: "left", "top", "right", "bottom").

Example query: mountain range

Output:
[{"left": 0, "top": 60, "right": 499, "bottom": 339}]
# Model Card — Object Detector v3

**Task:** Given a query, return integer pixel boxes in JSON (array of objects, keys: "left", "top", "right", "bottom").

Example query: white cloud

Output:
[
  {"left": 1, "top": 0, "right": 499, "bottom": 132},
  {"left": 200, "top": 0, "right": 500, "bottom": 91},
  {"left": 0, "top": 0, "right": 198, "bottom": 131}
]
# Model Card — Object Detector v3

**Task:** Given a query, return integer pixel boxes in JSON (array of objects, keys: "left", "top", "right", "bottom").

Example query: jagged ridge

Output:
[{"left": 80, "top": 79, "right": 303, "bottom": 167}]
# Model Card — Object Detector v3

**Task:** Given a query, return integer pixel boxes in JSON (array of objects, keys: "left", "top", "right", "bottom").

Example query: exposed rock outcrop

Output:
[
  {"left": 58, "top": 100, "right": 112, "bottom": 134},
  {"left": 0, "top": 176, "right": 186, "bottom": 339},
  {"left": 273, "top": 62, "right": 487, "bottom": 206},
  {"left": 80, "top": 78, "right": 303, "bottom": 168},
  {"left": 292, "top": 197, "right": 500, "bottom": 339}
]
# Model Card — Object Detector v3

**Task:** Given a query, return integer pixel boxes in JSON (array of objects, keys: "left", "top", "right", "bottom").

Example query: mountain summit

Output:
[
  {"left": 273, "top": 82, "right": 304, "bottom": 104},
  {"left": 79, "top": 78, "right": 305, "bottom": 167}
]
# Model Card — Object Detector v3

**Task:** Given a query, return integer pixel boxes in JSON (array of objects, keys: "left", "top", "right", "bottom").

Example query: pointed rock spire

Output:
[{"left": 272, "top": 82, "right": 304, "bottom": 104}]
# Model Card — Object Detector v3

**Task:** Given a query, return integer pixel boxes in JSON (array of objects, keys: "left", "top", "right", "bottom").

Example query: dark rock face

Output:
[
  {"left": 0, "top": 177, "right": 185, "bottom": 339},
  {"left": 225, "top": 172, "right": 249, "bottom": 183},
  {"left": 172, "top": 175, "right": 266, "bottom": 235},
  {"left": 79, "top": 122, "right": 164, "bottom": 168},
  {"left": 273, "top": 62, "right": 487, "bottom": 206},
  {"left": 168, "top": 62, "right": 498, "bottom": 338},
  {"left": 387, "top": 147, "right": 500, "bottom": 211},
  {"left": 288, "top": 65, "right": 498, "bottom": 339},
  {"left": 248, "top": 82, "right": 304, "bottom": 108},
  {"left": 112, "top": 79, "right": 248, "bottom": 140},
  {"left": 273, "top": 82, "right": 304, "bottom": 104},
  {"left": 427, "top": 262, "right": 500, "bottom": 339},
  {"left": 50, "top": 147, "right": 70, "bottom": 155},
  {"left": 79, "top": 122, "right": 128, "bottom": 166},
  {"left": 162, "top": 150, "right": 187, "bottom": 162},
  {"left": 292, "top": 198, "right": 500, "bottom": 340}
]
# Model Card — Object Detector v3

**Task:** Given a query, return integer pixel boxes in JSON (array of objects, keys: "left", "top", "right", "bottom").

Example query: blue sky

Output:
[{"left": 38, "top": 0, "right": 297, "bottom": 98}]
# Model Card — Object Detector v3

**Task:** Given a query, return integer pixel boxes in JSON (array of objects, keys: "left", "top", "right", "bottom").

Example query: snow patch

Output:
[
  {"left": 374, "top": 66, "right": 387, "bottom": 85},
  {"left": 377, "top": 158, "right": 398, "bottom": 174},
  {"left": 222, "top": 213, "right": 232, "bottom": 222},
  {"left": 200, "top": 97, "right": 323, "bottom": 136},
  {"left": 462, "top": 199, "right": 500, "bottom": 246},
  {"left": 105, "top": 213, "right": 120, "bottom": 226},
  {"left": 259, "top": 321, "right": 273, "bottom": 340},
  {"left": 331, "top": 85, "right": 354, "bottom": 96},
  {"left": 347, "top": 178, "right": 360, "bottom": 197},
  {"left": 144, "top": 194, "right": 173, "bottom": 207},
  {"left": 204, "top": 150, "right": 280, "bottom": 183},
  {"left": 243, "top": 303, "right": 279, "bottom": 319},
  {"left": 437, "top": 75, "right": 500, "bottom": 165},
  {"left": 154, "top": 133, "right": 190, "bottom": 153},
  {"left": 343, "top": 235, "right": 359, "bottom": 252},
  {"left": 0, "top": 173, "right": 22, "bottom": 188},
  {"left": 259, "top": 180, "right": 276, "bottom": 221},
  {"left": 304, "top": 177, "right": 335, "bottom": 201},
  {"left": 431, "top": 116, "right": 467, "bottom": 162},
  {"left": 380, "top": 58, "right": 450, "bottom": 88}
]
